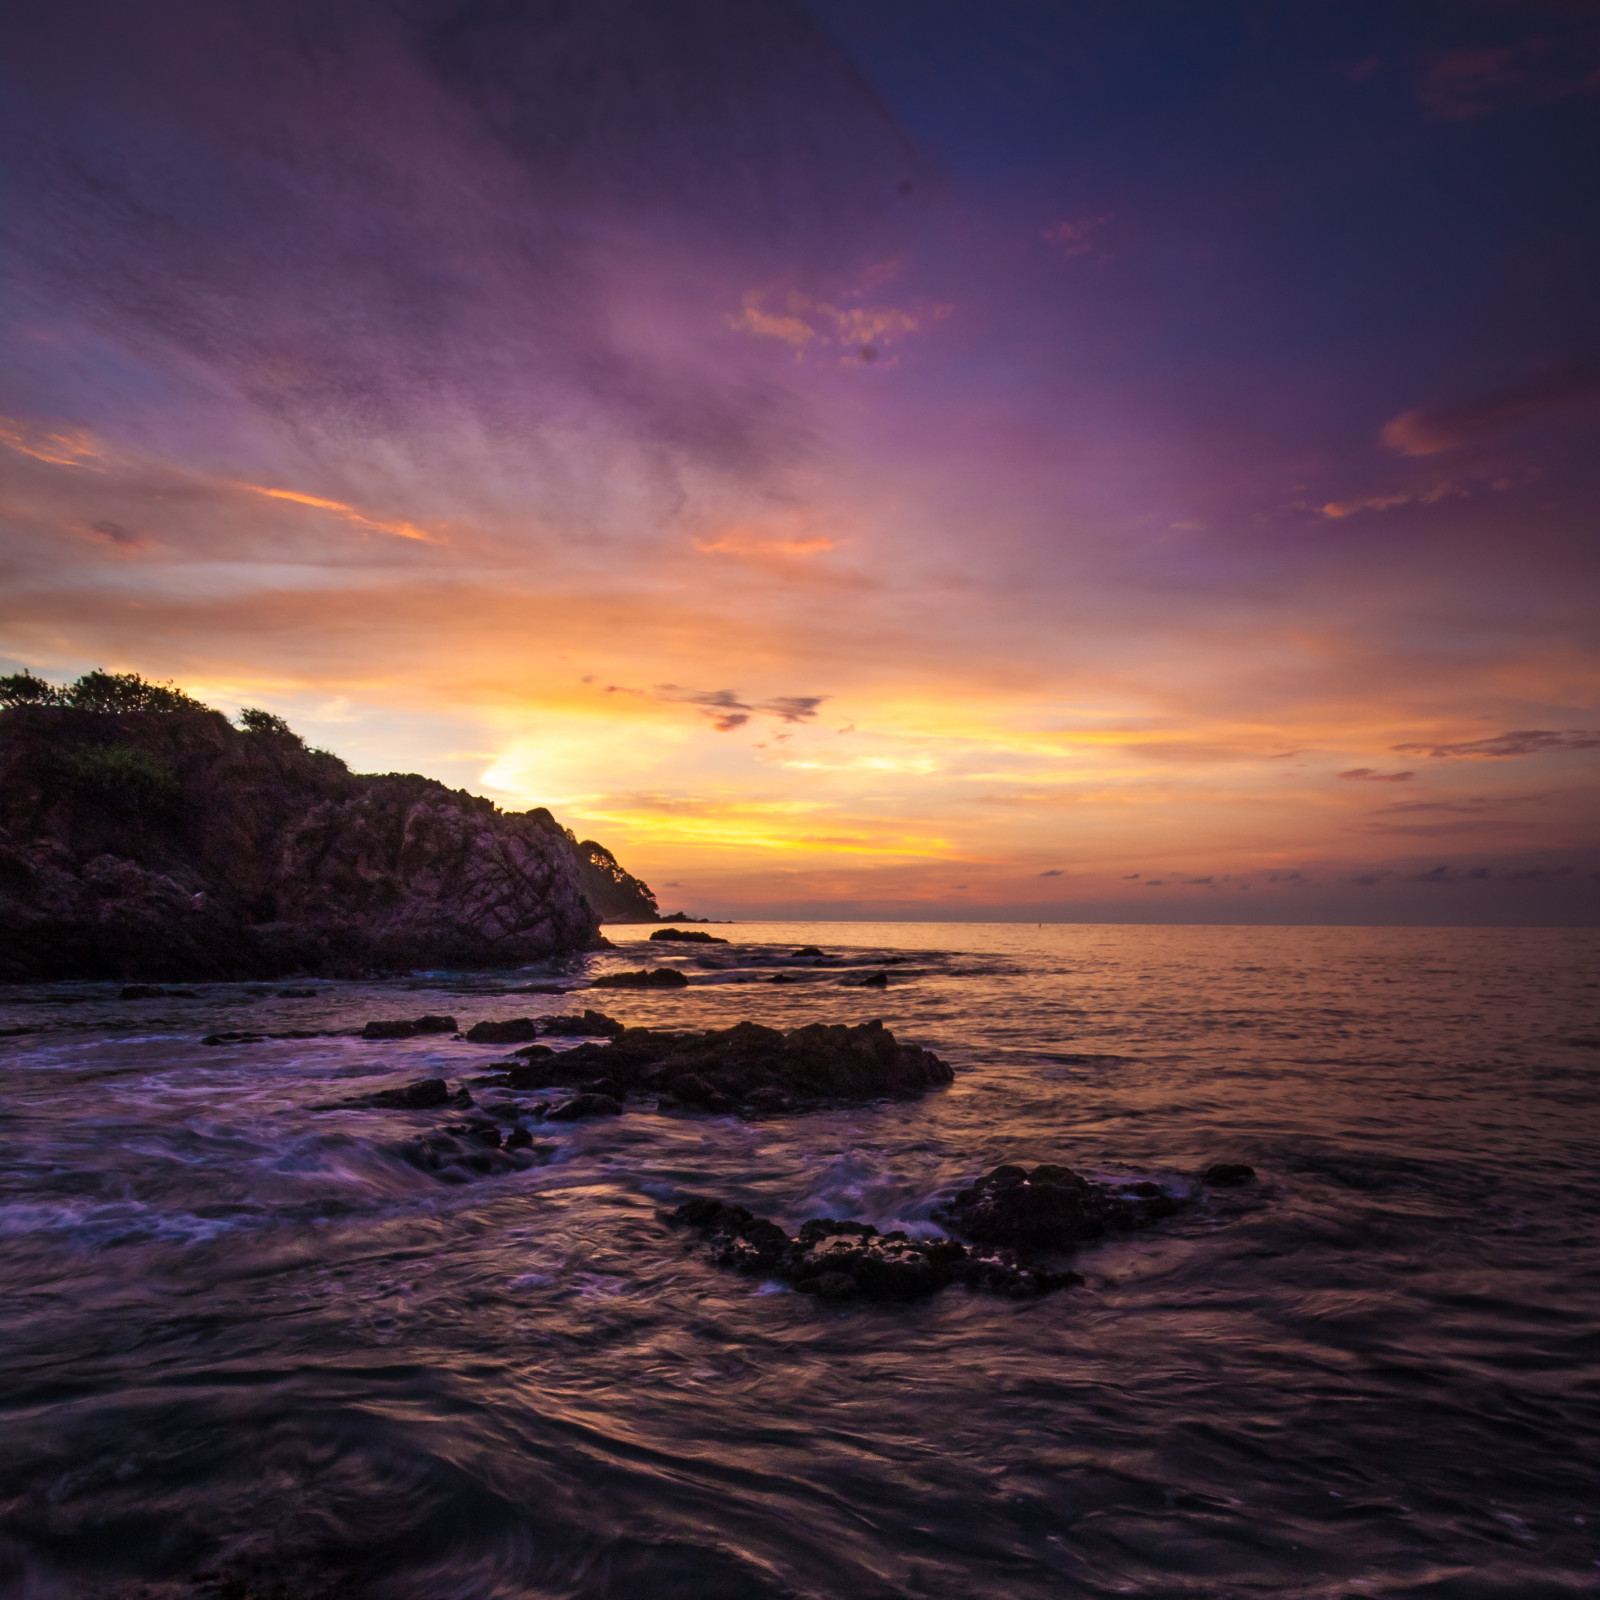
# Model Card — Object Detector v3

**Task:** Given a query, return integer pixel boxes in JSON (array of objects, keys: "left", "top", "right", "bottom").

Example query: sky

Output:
[{"left": 2, "top": 0, "right": 1598, "bottom": 924}]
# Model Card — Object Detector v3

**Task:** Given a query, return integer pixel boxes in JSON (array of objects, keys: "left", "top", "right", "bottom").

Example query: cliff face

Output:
[{"left": 0, "top": 705, "right": 650, "bottom": 980}]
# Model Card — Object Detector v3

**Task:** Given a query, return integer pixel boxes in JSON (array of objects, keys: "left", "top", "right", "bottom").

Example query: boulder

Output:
[
  {"left": 648, "top": 928, "right": 729, "bottom": 944},
  {"left": 362, "top": 1019, "right": 417, "bottom": 1039},
  {"left": 590, "top": 967, "right": 690, "bottom": 989},
  {"left": 933, "top": 1163, "right": 1186, "bottom": 1248},
  {"left": 667, "top": 1198, "right": 1081, "bottom": 1302},
  {"left": 509, "top": 1017, "right": 952, "bottom": 1114},
  {"left": 465, "top": 1017, "right": 540, "bottom": 1044},
  {"left": 545, "top": 1092, "right": 623, "bottom": 1121},
  {"left": 369, "top": 1077, "right": 454, "bottom": 1110},
  {"left": 528, "top": 1009, "right": 623, "bottom": 1037}
]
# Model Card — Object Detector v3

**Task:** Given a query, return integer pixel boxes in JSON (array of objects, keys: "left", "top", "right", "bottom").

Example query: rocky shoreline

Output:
[{"left": 0, "top": 681, "right": 661, "bottom": 981}]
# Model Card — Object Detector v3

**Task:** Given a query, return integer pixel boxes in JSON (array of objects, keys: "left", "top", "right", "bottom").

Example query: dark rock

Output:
[
  {"left": 1202, "top": 1162, "right": 1256, "bottom": 1187},
  {"left": 363, "top": 1018, "right": 418, "bottom": 1039},
  {"left": 397, "top": 1129, "right": 519, "bottom": 1180},
  {"left": 120, "top": 984, "right": 167, "bottom": 999},
  {"left": 579, "top": 1077, "right": 625, "bottom": 1101},
  {"left": 496, "top": 1017, "right": 953, "bottom": 1115},
  {"left": 846, "top": 970, "right": 889, "bottom": 987},
  {"left": 530, "top": 1009, "right": 623, "bottom": 1037},
  {"left": 648, "top": 927, "right": 729, "bottom": 944},
  {"left": 445, "top": 1119, "right": 504, "bottom": 1147},
  {"left": 545, "top": 1092, "right": 623, "bottom": 1120},
  {"left": 413, "top": 1014, "right": 457, "bottom": 1033},
  {"left": 768, "top": 972, "right": 798, "bottom": 984},
  {"left": 504, "top": 1125, "right": 534, "bottom": 1151},
  {"left": 370, "top": 1077, "right": 452, "bottom": 1110},
  {"left": 465, "top": 1017, "right": 540, "bottom": 1044},
  {"left": 668, "top": 1197, "right": 1083, "bottom": 1302},
  {"left": 934, "top": 1162, "right": 1190, "bottom": 1247},
  {"left": 0, "top": 700, "right": 650, "bottom": 980},
  {"left": 793, "top": 946, "right": 824, "bottom": 958},
  {"left": 591, "top": 967, "right": 690, "bottom": 989},
  {"left": 276, "top": 987, "right": 317, "bottom": 998}
]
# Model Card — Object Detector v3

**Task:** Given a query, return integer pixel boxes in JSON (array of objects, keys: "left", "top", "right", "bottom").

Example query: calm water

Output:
[{"left": 1, "top": 922, "right": 1597, "bottom": 1599}]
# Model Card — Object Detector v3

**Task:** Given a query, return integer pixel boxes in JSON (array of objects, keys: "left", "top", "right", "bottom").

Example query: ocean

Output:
[{"left": 0, "top": 922, "right": 1596, "bottom": 1599}]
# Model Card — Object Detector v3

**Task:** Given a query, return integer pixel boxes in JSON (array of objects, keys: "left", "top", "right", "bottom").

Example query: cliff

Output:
[{"left": 0, "top": 687, "right": 658, "bottom": 981}]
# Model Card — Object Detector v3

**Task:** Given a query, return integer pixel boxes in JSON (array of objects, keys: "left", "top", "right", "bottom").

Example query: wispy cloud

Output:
[
  {"left": 1392, "top": 729, "right": 1600, "bottom": 758},
  {"left": 1379, "top": 357, "right": 1600, "bottom": 456},
  {"left": 237, "top": 484, "right": 446, "bottom": 544},
  {"left": 1339, "top": 767, "right": 1414, "bottom": 782}
]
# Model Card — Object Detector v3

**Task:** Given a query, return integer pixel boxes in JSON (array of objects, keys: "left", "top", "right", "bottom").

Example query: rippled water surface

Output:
[{"left": 2, "top": 922, "right": 1597, "bottom": 1599}]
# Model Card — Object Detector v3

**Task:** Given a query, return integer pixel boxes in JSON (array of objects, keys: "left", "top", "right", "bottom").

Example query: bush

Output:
[
  {"left": 64, "top": 671, "right": 207, "bottom": 713},
  {"left": 62, "top": 744, "right": 183, "bottom": 815},
  {"left": 238, "top": 707, "right": 305, "bottom": 745},
  {"left": 0, "top": 669, "right": 209, "bottom": 714},
  {"left": 0, "top": 671, "right": 67, "bottom": 707}
]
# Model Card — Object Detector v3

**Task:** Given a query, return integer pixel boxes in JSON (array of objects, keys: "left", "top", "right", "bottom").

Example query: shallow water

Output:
[{"left": 1, "top": 922, "right": 1597, "bottom": 1599}]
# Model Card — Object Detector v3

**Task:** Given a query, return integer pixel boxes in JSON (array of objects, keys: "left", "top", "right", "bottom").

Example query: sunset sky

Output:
[{"left": 3, "top": 0, "right": 1598, "bottom": 923}]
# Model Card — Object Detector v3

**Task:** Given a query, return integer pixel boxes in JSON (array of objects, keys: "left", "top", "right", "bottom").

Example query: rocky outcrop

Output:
[
  {"left": 0, "top": 701, "right": 650, "bottom": 980},
  {"left": 500, "top": 1018, "right": 954, "bottom": 1113},
  {"left": 667, "top": 1198, "right": 1083, "bottom": 1301},
  {"left": 670, "top": 1161, "right": 1195, "bottom": 1302}
]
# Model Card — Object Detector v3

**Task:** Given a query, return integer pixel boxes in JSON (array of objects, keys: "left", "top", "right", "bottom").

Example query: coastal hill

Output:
[{"left": 0, "top": 672, "right": 660, "bottom": 982}]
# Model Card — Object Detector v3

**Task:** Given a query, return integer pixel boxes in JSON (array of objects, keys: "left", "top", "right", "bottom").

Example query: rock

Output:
[
  {"left": 522, "top": 1017, "right": 952, "bottom": 1114},
  {"left": 276, "top": 987, "right": 317, "bottom": 998},
  {"left": 369, "top": 1077, "right": 453, "bottom": 1110},
  {"left": 0, "top": 700, "right": 651, "bottom": 980},
  {"left": 530, "top": 1009, "right": 623, "bottom": 1037},
  {"left": 768, "top": 972, "right": 798, "bottom": 984},
  {"left": 846, "top": 970, "right": 889, "bottom": 987},
  {"left": 545, "top": 1092, "right": 623, "bottom": 1120},
  {"left": 668, "top": 1198, "right": 1082, "bottom": 1302},
  {"left": 363, "top": 1019, "right": 418, "bottom": 1039},
  {"left": 591, "top": 967, "right": 690, "bottom": 989},
  {"left": 397, "top": 1129, "right": 521, "bottom": 1180},
  {"left": 648, "top": 928, "right": 729, "bottom": 944},
  {"left": 934, "top": 1162, "right": 1188, "bottom": 1247},
  {"left": 465, "top": 1017, "right": 540, "bottom": 1044},
  {"left": 505, "top": 1125, "right": 535, "bottom": 1151},
  {"left": 412, "top": 1014, "right": 457, "bottom": 1033},
  {"left": 1202, "top": 1162, "right": 1256, "bottom": 1187},
  {"left": 120, "top": 983, "right": 168, "bottom": 998},
  {"left": 793, "top": 946, "right": 824, "bottom": 958}
]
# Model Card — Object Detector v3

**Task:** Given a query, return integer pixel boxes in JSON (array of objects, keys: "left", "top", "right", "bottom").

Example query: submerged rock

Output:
[
  {"left": 1202, "top": 1162, "right": 1256, "bottom": 1187},
  {"left": 667, "top": 1198, "right": 1082, "bottom": 1301},
  {"left": 648, "top": 927, "right": 729, "bottom": 944},
  {"left": 545, "top": 1092, "right": 624, "bottom": 1121},
  {"left": 499, "top": 1018, "right": 952, "bottom": 1113},
  {"left": 590, "top": 967, "right": 690, "bottom": 989},
  {"left": 933, "top": 1162, "right": 1185, "bottom": 1248}
]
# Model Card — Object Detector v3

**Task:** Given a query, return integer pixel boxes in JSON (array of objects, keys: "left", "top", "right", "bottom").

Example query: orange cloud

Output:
[
  {"left": 237, "top": 483, "right": 446, "bottom": 543},
  {"left": 0, "top": 417, "right": 110, "bottom": 470}
]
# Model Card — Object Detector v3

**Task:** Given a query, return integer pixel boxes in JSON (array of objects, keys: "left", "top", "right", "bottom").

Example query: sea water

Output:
[{"left": 0, "top": 922, "right": 1596, "bottom": 1598}]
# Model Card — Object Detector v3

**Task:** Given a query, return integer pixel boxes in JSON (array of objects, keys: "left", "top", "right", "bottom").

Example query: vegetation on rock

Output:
[{"left": 0, "top": 671, "right": 656, "bottom": 980}]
